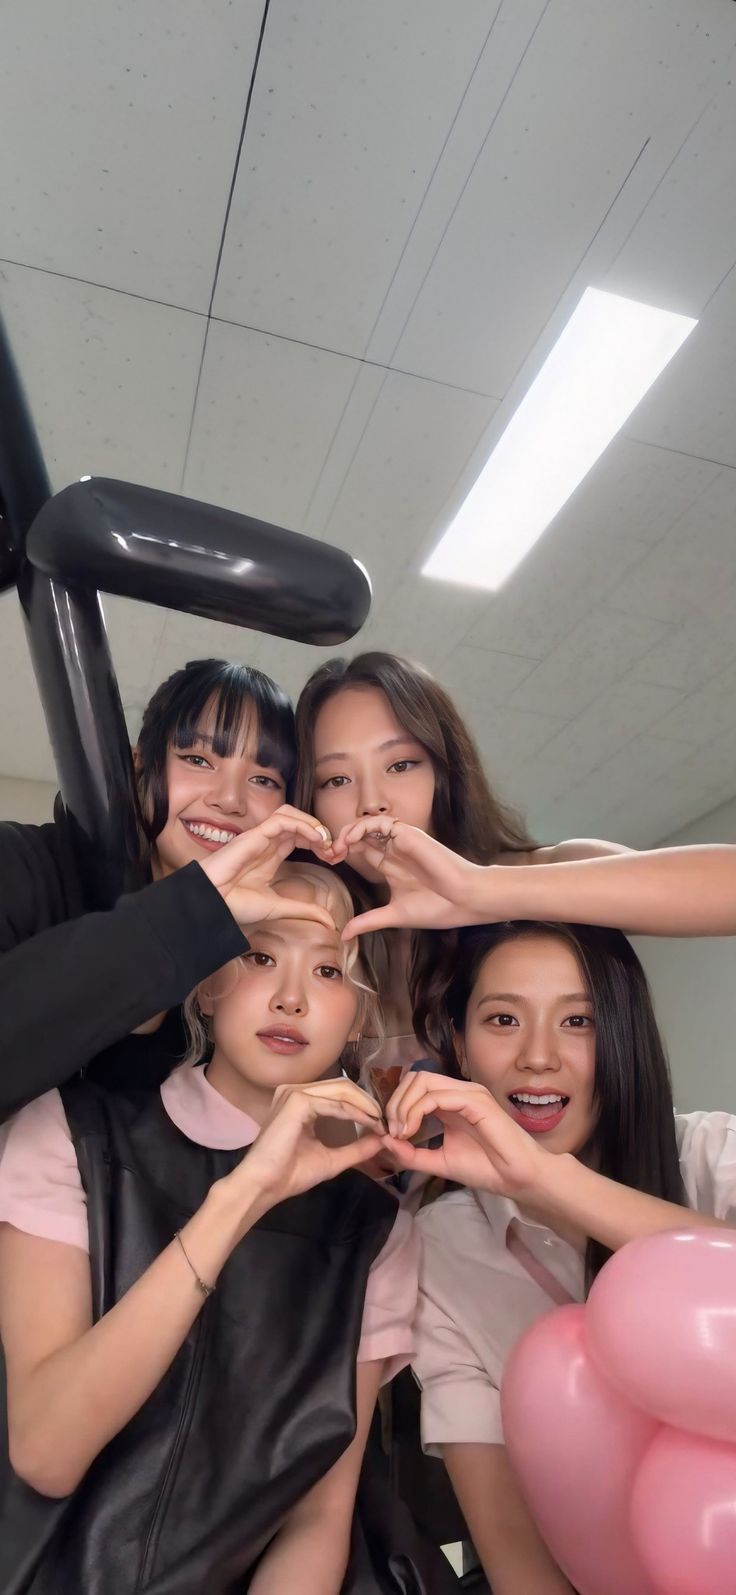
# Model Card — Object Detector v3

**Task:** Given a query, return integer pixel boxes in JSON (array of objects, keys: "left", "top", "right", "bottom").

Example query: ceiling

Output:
[{"left": 2, "top": 0, "right": 736, "bottom": 846}]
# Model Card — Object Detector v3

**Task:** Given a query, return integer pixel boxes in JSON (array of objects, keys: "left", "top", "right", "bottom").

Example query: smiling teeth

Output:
[
  {"left": 186, "top": 822, "right": 236, "bottom": 844},
  {"left": 511, "top": 1093, "right": 565, "bottom": 1106}
]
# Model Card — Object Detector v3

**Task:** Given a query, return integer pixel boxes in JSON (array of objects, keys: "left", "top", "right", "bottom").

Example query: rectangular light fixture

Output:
[{"left": 422, "top": 287, "right": 697, "bottom": 592}]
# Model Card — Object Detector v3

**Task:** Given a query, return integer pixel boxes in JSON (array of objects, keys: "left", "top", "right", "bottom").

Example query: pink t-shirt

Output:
[{"left": 0, "top": 1065, "right": 419, "bottom": 1380}]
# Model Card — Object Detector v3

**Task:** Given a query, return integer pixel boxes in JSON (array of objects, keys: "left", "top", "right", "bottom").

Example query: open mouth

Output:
[
  {"left": 182, "top": 818, "right": 242, "bottom": 849},
  {"left": 256, "top": 1026, "right": 308, "bottom": 1055},
  {"left": 507, "top": 1090, "right": 570, "bottom": 1134}
]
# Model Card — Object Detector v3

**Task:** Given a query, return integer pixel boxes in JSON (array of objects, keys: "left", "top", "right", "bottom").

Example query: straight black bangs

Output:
[{"left": 169, "top": 663, "right": 295, "bottom": 783}]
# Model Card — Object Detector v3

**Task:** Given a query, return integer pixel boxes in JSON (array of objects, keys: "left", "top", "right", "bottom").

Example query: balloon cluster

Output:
[{"left": 501, "top": 1228, "right": 736, "bottom": 1595}]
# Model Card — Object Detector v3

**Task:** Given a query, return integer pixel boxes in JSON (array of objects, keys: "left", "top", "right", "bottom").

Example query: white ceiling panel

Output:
[
  {"left": 0, "top": 263, "right": 204, "bottom": 491},
  {"left": 0, "top": 1, "right": 263, "bottom": 308},
  {"left": 652, "top": 659, "right": 736, "bottom": 749},
  {"left": 441, "top": 645, "right": 538, "bottom": 707},
  {"left": 469, "top": 703, "right": 569, "bottom": 790},
  {"left": 608, "top": 468, "right": 736, "bottom": 622},
  {"left": 213, "top": 0, "right": 499, "bottom": 351},
  {"left": 508, "top": 608, "right": 670, "bottom": 720},
  {"left": 319, "top": 370, "right": 498, "bottom": 599},
  {"left": 183, "top": 321, "right": 360, "bottom": 529},
  {"left": 101, "top": 597, "right": 168, "bottom": 709},
  {"left": 391, "top": 0, "right": 732, "bottom": 396},
  {"left": 354, "top": 572, "right": 490, "bottom": 673},
  {"left": 630, "top": 579, "right": 736, "bottom": 693},
  {"left": 605, "top": 87, "right": 736, "bottom": 316}
]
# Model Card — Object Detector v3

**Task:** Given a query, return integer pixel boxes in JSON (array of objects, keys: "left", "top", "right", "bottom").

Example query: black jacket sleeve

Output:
[{"left": 0, "top": 847, "right": 247, "bottom": 1119}]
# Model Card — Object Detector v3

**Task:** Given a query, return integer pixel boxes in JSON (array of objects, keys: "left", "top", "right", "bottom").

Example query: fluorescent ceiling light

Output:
[{"left": 422, "top": 287, "right": 697, "bottom": 592}]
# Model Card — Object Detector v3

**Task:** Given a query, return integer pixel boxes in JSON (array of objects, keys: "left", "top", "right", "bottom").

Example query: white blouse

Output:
[{"left": 413, "top": 1110, "right": 736, "bottom": 1452}]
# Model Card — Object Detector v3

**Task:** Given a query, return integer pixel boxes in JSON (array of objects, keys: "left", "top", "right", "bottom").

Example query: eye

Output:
[
  {"left": 387, "top": 759, "right": 421, "bottom": 775},
  {"left": 178, "top": 753, "right": 213, "bottom": 770},
  {"left": 316, "top": 964, "right": 342, "bottom": 981},
  {"left": 243, "top": 950, "right": 275, "bottom": 969},
  {"left": 485, "top": 1012, "right": 518, "bottom": 1028},
  {"left": 562, "top": 1014, "right": 594, "bottom": 1029},
  {"left": 320, "top": 774, "right": 350, "bottom": 789},
  {"left": 250, "top": 774, "right": 284, "bottom": 790}
]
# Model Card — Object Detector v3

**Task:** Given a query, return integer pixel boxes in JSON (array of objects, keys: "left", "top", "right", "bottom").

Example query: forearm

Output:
[
  {"left": 468, "top": 846, "right": 736, "bottom": 936},
  {"left": 479, "top": 1535, "right": 574, "bottom": 1595},
  {"left": 0, "top": 864, "right": 245, "bottom": 1117},
  {"left": 249, "top": 1514, "right": 350, "bottom": 1595},
  {"left": 535, "top": 1153, "right": 726, "bottom": 1253},
  {"left": 10, "top": 1174, "right": 263, "bottom": 1497},
  {"left": 443, "top": 1443, "right": 572, "bottom": 1595}
]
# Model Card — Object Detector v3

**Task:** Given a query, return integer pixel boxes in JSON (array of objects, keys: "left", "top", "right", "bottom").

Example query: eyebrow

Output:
[
  {"left": 314, "top": 735, "right": 421, "bottom": 768},
  {"left": 476, "top": 991, "right": 592, "bottom": 1007},
  {"left": 183, "top": 730, "right": 279, "bottom": 770}
]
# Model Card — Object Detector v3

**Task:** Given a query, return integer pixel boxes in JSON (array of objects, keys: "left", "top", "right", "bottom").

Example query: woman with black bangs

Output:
[
  {"left": 0, "top": 657, "right": 333, "bottom": 1118},
  {"left": 379, "top": 921, "right": 736, "bottom": 1595}
]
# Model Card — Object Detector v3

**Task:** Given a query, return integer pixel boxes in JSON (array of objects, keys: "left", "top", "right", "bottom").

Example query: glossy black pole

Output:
[
  {"left": 17, "top": 565, "right": 146, "bottom": 905},
  {"left": 0, "top": 316, "right": 51, "bottom": 590},
  {"left": 27, "top": 477, "right": 372, "bottom": 645},
  {"left": 0, "top": 315, "right": 147, "bottom": 904}
]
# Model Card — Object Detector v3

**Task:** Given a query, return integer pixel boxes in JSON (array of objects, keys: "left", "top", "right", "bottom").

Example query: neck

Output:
[{"left": 205, "top": 1050, "right": 274, "bottom": 1124}]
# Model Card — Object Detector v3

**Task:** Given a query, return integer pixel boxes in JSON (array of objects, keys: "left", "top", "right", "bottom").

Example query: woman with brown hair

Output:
[{"left": 295, "top": 651, "right": 628, "bottom": 1088}]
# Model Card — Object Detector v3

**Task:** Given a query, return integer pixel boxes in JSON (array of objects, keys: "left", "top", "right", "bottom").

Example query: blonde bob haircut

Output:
[{"left": 181, "top": 862, "right": 382, "bottom": 1071}]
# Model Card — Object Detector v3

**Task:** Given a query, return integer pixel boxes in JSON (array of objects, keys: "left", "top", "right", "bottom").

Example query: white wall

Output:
[
  {"left": 633, "top": 795, "right": 736, "bottom": 1113},
  {"left": 0, "top": 775, "right": 56, "bottom": 825}
]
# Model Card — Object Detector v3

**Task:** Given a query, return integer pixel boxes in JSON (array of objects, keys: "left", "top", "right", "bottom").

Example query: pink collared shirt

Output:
[{"left": 0, "top": 1064, "right": 419, "bottom": 1380}]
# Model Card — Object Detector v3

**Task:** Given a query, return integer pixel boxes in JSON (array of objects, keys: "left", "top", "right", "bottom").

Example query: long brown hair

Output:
[
  {"left": 415, "top": 920, "right": 686, "bottom": 1288},
  {"left": 294, "top": 650, "right": 532, "bottom": 862}
]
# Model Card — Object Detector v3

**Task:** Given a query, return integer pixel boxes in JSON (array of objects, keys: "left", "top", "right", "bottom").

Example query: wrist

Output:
[
  {"left": 529, "top": 1150, "right": 583, "bottom": 1221},
  {"left": 207, "top": 1165, "right": 271, "bottom": 1242}
]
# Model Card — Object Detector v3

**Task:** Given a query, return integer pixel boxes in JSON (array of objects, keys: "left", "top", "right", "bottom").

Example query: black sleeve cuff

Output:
[{"left": 128, "top": 863, "right": 248, "bottom": 1006}]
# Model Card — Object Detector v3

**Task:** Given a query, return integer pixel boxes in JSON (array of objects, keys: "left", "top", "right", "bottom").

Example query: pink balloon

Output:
[
  {"left": 502, "top": 1305, "right": 658, "bottom": 1595},
  {"left": 587, "top": 1228, "right": 736, "bottom": 1443},
  {"left": 631, "top": 1427, "right": 736, "bottom": 1595}
]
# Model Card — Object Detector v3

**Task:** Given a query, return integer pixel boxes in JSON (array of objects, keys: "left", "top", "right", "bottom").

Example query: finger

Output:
[
  {"left": 300, "top": 1079, "right": 385, "bottom": 1123},
  {"left": 344, "top": 839, "right": 393, "bottom": 875},
  {"left": 279, "top": 1085, "right": 384, "bottom": 1129},
  {"left": 380, "top": 1135, "right": 445, "bottom": 1177},
  {"left": 260, "top": 812, "right": 333, "bottom": 847},
  {"left": 260, "top": 896, "right": 336, "bottom": 932},
  {"left": 322, "top": 1133, "right": 386, "bottom": 1177},
  {"left": 384, "top": 1071, "right": 439, "bottom": 1134},
  {"left": 335, "top": 816, "right": 398, "bottom": 851},
  {"left": 341, "top": 905, "right": 400, "bottom": 940}
]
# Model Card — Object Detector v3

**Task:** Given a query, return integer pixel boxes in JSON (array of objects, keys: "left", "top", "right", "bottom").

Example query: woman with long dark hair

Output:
[
  {"left": 295, "top": 651, "right": 628, "bottom": 1109},
  {"left": 0, "top": 657, "right": 332, "bottom": 1116},
  {"left": 382, "top": 921, "right": 736, "bottom": 1594}
]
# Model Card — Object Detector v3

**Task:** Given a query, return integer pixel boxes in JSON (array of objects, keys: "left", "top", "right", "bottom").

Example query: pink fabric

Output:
[{"left": 0, "top": 1065, "right": 417, "bottom": 1378}]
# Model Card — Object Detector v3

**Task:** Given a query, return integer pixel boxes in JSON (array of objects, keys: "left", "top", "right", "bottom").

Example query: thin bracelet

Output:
[{"left": 174, "top": 1230, "right": 215, "bottom": 1298}]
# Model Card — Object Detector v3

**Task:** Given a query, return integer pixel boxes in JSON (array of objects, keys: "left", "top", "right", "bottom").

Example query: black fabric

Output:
[
  {"left": 0, "top": 1077, "right": 397, "bottom": 1593},
  {"left": 0, "top": 801, "right": 246, "bottom": 1118}
]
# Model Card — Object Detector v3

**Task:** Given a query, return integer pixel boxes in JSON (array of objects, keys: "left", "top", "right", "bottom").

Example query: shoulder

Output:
[
  {"left": 0, "top": 1089, "right": 88, "bottom": 1250},
  {"left": 676, "top": 1110, "right": 736, "bottom": 1219},
  {"left": 522, "top": 838, "right": 635, "bottom": 864},
  {"left": 417, "top": 1188, "right": 497, "bottom": 1268}
]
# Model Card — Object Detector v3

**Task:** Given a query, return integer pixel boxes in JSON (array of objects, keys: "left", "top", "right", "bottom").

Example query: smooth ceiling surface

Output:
[{"left": 2, "top": 0, "right": 736, "bottom": 847}]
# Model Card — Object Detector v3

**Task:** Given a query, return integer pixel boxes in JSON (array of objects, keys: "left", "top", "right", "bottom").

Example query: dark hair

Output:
[
  {"left": 294, "top": 651, "right": 532, "bottom": 862},
  {"left": 416, "top": 920, "right": 686, "bottom": 1289},
  {"left": 136, "top": 658, "right": 295, "bottom": 847}
]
